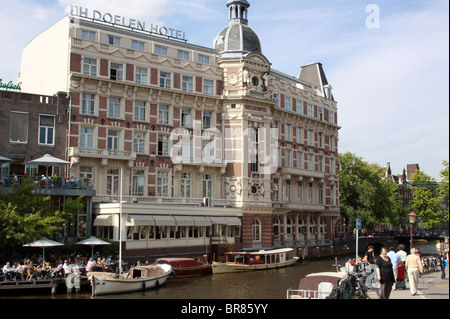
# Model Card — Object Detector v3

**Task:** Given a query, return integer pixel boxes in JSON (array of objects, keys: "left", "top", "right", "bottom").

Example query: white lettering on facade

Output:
[{"left": 69, "top": 5, "right": 187, "bottom": 41}]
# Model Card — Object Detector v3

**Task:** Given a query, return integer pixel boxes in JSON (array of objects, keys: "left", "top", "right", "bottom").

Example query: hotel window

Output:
[
  {"left": 81, "top": 30, "right": 96, "bottom": 41},
  {"left": 107, "top": 130, "right": 120, "bottom": 150},
  {"left": 83, "top": 57, "right": 97, "bottom": 76},
  {"left": 159, "top": 71, "right": 172, "bottom": 88},
  {"left": 318, "top": 133, "right": 323, "bottom": 148},
  {"left": 202, "top": 111, "right": 212, "bottom": 129},
  {"left": 132, "top": 169, "right": 145, "bottom": 196},
  {"left": 307, "top": 154, "right": 314, "bottom": 170},
  {"left": 180, "top": 173, "right": 191, "bottom": 198},
  {"left": 307, "top": 130, "right": 314, "bottom": 146},
  {"left": 156, "top": 171, "right": 169, "bottom": 197},
  {"left": 250, "top": 154, "right": 259, "bottom": 173},
  {"left": 252, "top": 219, "right": 261, "bottom": 242},
  {"left": 135, "top": 67, "right": 149, "bottom": 85},
  {"left": 10, "top": 112, "right": 28, "bottom": 143},
  {"left": 155, "top": 45, "right": 168, "bottom": 56},
  {"left": 81, "top": 93, "right": 95, "bottom": 115},
  {"left": 181, "top": 108, "right": 192, "bottom": 128},
  {"left": 182, "top": 76, "right": 194, "bottom": 92},
  {"left": 285, "top": 149, "right": 291, "bottom": 167},
  {"left": 330, "top": 185, "right": 336, "bottom": 205},
  {"left": 107, "top": 35, "right": 121, "bottom": 46},
  {"left": 79, "top": 166, "right": 93, "bottom": 180},
  {"left": 307, "top": 104, "right": 313, "bottom": 117},
  {"left": 203, "top": 79, "right": 214, "bottom": 96},
  {"left": 318, "top": 156, "right": 324, "bottom": 172},
  {"left": 108, "top": 98, "right": 121, "bottom": 119},
  {"left": 134, "top": 101, "right": 146, "bottom": 122},
  {"left": 296, "top": 100, "right": 303, "bottom": 114},
  {"left": 296, "top": 151, "right": 302, "bottom": 169},
  {"left": 286, "top": 180, "right": 292, "bottom": 202},
  {"left": 286, "top": 218, "right": 293, "bottom": 235},
  {"left": 298, "top": 218, "right": 305, "bottom": 235},
  {"left": 131, "top": 40, "right": 145, "bottom": 51},
  {"left": 106, "top": 169, "right": 119, "bottom": 195},
  {"left": 285, "top": 97, "right": 292, "bottom": 112},
  {"left": 318, "top": 184, "right": 324, "bottom": 205},
  {"left": 158, "top": 105, "right": 170, "bottom": 125},
  {"left": 157, "top": 134, "right": 169, "bottom": 156},
  {"left": 273, "top": 179, "right": 280, "bottom": 202},
  {"left": 80, "top": 127, "right": 94, "bottom": 148},
  {"left": 308, "top": 183, "right": 314, "bottom": 203},
  {"left": 109, "top": 62, "right": 123, "bottom": 81},
  {"left": 330, "top": 157, "right": 335, "bottom": 175},
  {"left": 318, "top": 107, "right": 324, "bottom": 121},
  {"left": 329, "top": 136, "right": 335, "bottom": 151},
  {"left": 38, "top": 115, "right": 55, "bottom": 145},
  {"left": 285, "top": 124, "right": 291, "bottom": 141},
  {"left": 198, "top": 54, "right": 210, "bottom": 65},
  {"left": 296, "top": 127, "right": 302, "bottom": 144},
  {"left": 177, "top": 50, "right": 190, "bottom": 61},
  {"left": 202, "top": 174, "right": 213, "bottom": 198},
  {"left": 298, "top": 182, "right": 303, "bottom": 203},
  {"left": 329, "top": 111, "right": 335, "bottom": 124},
  {"left": 133, "top": 132, "right": 146, "bottom": 154}
]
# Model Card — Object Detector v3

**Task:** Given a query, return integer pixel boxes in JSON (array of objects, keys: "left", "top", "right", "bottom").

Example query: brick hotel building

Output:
[{"left": 18, "top": 0, "right": 341, "bottom": 259}]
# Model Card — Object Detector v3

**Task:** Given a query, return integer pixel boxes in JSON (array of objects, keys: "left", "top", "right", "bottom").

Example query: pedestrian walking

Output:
[
  {"left": 438, "top": 252, "right": 447, "bottom": 279},
  {"left": 405, "top": 248, "right": 424, "bottom": 296},
  {"left": 387, "top": 246, "right": 401, "bottom": 290},
  {"left": 376, "top": 247, "right": 396, "bottom": 299}
]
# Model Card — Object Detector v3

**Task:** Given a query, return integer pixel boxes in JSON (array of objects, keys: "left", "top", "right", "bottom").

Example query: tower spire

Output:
[{"left": 227, "top": 0, "right": 250, "bottom": 25}]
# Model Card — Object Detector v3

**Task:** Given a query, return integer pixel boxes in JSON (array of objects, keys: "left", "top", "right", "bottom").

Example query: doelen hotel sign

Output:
[
  {"left": 69, "top": 5, "right": 187, "bottom": 42},
  {"left": 0, "top": 79, "right": 22, "bottom": 91}
]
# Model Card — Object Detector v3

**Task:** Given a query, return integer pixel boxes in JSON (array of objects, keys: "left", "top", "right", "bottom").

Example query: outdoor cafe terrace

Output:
[{"left": 0, "top": 175, "right": 96, "bottom": 197}]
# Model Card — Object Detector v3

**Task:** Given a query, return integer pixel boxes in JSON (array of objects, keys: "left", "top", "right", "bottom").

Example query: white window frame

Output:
[
  {"left": 38, "top": 115, "right": 55, "bottom": 146},
  {"left": 83, "top": 57, "right": 97, "bottom": 76}
]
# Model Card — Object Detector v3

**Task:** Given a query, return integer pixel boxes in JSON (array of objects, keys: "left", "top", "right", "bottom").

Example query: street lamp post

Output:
[{"left": 408, "top": 212, "right": 417, "bottom": 252}]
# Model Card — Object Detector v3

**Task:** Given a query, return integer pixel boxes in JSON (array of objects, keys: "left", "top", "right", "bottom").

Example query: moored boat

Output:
[
  {"left": 155, "top": 258, "right": 211, "bottom": 278},
  {"left": 212, "top": 248, "right": 298, "bottom": 274},
  {"left": 287, "top": 272, "right": 347, "bottom": 299},
  {"left": 89, "top": 264, "right": 172, "bottom": 296}
]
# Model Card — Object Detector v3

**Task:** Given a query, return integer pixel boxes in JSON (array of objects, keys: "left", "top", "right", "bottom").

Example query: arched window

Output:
[
  {"left": 319, "top": 217, "right": 326, "bottom": 234},
  {"left": 252, "top": 219, "right": 261, "bottom": 242},
  {"left": 310, "top": 217, "right": 316, "bottom": 234}
]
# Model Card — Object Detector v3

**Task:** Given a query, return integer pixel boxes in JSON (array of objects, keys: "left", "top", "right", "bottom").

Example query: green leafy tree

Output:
[
  {"left": 338, "top": 152, "right": 402, "bottom": 231},
  {"left": 0, "top": 178, "right": 72, "bottom": 253},
  {"left": 440, "top": 161, "right": 449, "bottom": 221},
  {"left": 410, "top": 171, "right": 446, "bottom": 229}
]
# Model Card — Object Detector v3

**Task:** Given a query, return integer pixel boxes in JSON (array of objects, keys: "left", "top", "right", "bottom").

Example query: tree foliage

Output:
[
  {"left": 338, "top": 152, "right": 402, "bottom": 231},
  {"left": 0, "top": 178, "right": 73, "bottom": 253}
]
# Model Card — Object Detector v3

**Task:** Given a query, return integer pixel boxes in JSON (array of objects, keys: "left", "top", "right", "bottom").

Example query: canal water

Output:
[{"left": 1, "top": 241, "right": 441, "bottom": 300}]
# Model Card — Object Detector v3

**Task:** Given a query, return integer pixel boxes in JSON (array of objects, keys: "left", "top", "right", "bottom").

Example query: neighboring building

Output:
[
  {"left": 0, "top": 89, "right": 95, "bottom": 238},
  {"left": 385, "top": 162, "right": 420, "bottom": 209},
  {"left": 18, "top": 0, "right": 340, "bottom": 259}
]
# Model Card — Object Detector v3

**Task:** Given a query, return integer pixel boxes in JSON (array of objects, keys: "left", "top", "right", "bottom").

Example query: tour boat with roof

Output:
[{"left": 211, "top": 248, "right": 298, "bottom": 274}]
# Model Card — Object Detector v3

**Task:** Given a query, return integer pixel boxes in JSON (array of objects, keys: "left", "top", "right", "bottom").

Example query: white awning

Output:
[
  {"left": 208, "top": 217, "right": 228, "bottom": 225},
  {"left": 173, "top": 216, "right": 195, "bottom": 226},
  {"left": 193, "top": 216, "right": 212, "bottom": 226},
  {"left": 127, "top": 215, "right": 155, "bottom": 226},
  {"left": 226, "top": 217, "right": 242, "bottom": 226},
  {"left": 93, "top": 215, "right": 114, "bottom": 227},
  {"left": 153, "top": 215, "right": 176, "bottom": 226}
]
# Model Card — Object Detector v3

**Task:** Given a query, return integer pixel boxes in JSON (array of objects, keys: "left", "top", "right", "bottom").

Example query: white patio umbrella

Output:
[
  {"left": 75, "top": 236, "right": 111, "bottom": 257},
  {"left": 28, "top": 154, "right": 70, "bottom": 176},
  {"left": 0, "top": 155, "right": 12, "bottom": 163},
  {"left": 23, "top": 237, "right": 64, "bottom": 260}
]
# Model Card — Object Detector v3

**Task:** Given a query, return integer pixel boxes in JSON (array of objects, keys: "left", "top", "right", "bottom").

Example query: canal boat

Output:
[
  {"left": 155, "top": 258, "right": 212, "bottom": 278},
  {"left": 89, "top": 263, "right": 172, "bottom": 296},
  {"left": 212, "top": 248, "right": 298, "bottom": 274},
  {"left": 286, "top": 272, "right": 347, "bottom": 299}
]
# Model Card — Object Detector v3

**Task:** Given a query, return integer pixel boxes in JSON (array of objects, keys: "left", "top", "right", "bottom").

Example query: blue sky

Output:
[{"left": 0, "top": 0, "right": 448, "bottom": 179}]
